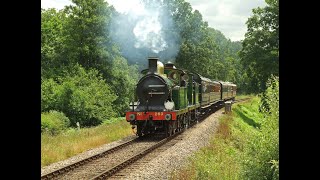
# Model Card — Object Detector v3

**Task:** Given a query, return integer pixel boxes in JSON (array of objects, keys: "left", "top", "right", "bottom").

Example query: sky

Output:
[{"left": 41, "top": 0, "right": 267, "bottom": 41}]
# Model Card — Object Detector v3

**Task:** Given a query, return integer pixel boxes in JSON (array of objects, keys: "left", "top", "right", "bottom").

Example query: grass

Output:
[
  {"left": 41, "top": 118, "right": 133, "bottom": 167},
  {"left": 235, "top": 94, "right": 255, "bottom": 101},
  {"left": 170, "top": 95, "right": 264, "bottom": 180}
]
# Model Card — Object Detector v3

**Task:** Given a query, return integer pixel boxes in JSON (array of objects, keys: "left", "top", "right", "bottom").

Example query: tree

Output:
[
  {"left": 41, "top": 8, "right": 69, "bottom": 78},
  {"left": 63, "top": 0, "right": 115, "bottom": 74},
  {"left": 239, "top": 0, "right": 279, "bottom": 93},
  {"left": 170, "top": 1, "right": 219, "bottom": 79},
  {"left": 42, "top": 1, "right": 140, "bottom": 119},
  {"left": 109, "top": 58, "right": 139, "bottom": 115},
  {"left": 161, "top": 0, "right": 243, "bottom": 83}
]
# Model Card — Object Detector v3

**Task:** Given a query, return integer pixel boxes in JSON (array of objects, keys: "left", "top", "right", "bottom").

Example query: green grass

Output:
[
  {"left": 235, "top": 94, "right": 255, "bottom": 101},
  {"left": 171, "top": 95, "right": 267, "bottom": 180},
  {"left": 41, "top": 118, "right": 133, "bottom": 167}
]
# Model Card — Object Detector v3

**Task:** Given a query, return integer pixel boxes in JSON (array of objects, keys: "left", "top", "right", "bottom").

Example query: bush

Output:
[
  {"left": 41, "top": 64, "right": 117, "bottom": 127},
  {"left": 41, "top": 110, "right": 70, "bottom": 135},
  {"left": 242, "top": 75, "right": 279, "bottom": 179}
]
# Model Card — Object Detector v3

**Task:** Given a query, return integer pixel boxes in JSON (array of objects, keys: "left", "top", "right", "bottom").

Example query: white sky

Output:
[{"left": 41, "top": 0, "right": 267, "bottom": 41}]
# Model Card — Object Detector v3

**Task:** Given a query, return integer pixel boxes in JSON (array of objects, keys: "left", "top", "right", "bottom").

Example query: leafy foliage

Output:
[
  {"left": 41, "top": 8, "right": 69, "bottom": 78},
  {"left": 109, "top": 57, "right": 139, "bottom": 116},
  {"left": 41, "top": 0, "right": 139, "bottom": 127},
  {"left": 173, "top": 5, "right": 220, "bottom": 78},
  {"left": 41, "top": 64, "right": 117, "bottom": 127},
  {"left": 239, "top": 0, "right": 279, "bottom": 93},
  {"left": 243, "top": 76, "right": 279, "bottom": 179},
  {"left": 41, "top": 110, "right": 70, "bottom": 135},
  {"left": 63, "top": 0, "right": 114, "bottom": 71}
]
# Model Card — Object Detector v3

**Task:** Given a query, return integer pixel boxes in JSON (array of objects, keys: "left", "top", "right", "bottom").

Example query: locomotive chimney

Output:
[{"left": 148, "top": 57, "right": 158, "bottom": 74}]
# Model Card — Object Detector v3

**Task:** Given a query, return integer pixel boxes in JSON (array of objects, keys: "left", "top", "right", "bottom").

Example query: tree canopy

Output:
[
  {"left": 239, "top": 0, "right": 279, "bottom": 93},
  {"left": 41, "top": 0, "right": 139, "bottom": 127}
]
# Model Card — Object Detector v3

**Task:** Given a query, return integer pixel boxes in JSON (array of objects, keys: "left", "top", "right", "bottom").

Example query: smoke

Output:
[
  {"left": 133, "top": 11, "right": 167, "bottom": 53},
  {"left": 109, "top": 0, "right": 181, "bottom": 65}
]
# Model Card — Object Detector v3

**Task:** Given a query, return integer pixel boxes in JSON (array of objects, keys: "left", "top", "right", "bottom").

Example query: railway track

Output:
[
  {"left": 89, "top": 104, "right": 223, "bottom": 179},
  {"left": 106, "top": 129, "right": 191, "bottom": 179},
  {"left": 41, "top": 137, "right": 139, "bottom": 179},
  {"left": 90, "top": 132, "right": 182, "bottom": 180},
  {"left": 41, "top": 119, "right": 206, "bottom": 180},
  {"left": 41, "top": 97, "right": 251, "bottom": 180}
]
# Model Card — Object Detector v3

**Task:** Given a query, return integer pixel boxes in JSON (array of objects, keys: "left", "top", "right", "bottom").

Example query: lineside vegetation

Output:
[
  {"left": 171, "top": 76, "right": 279, "bottom": 180},
  {"left": 41, "top": 118, "right": 133, "bottom": 167}
]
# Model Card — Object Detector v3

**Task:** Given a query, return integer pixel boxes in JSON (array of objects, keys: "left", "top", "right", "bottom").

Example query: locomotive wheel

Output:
[
  {"left": 177, "top": 116, "right": 182, "bottom": 131},
  {"left": 195, "top": 109, "right": 199, "bottom": 122},
  {"left": 137, "top": 125, "right": 143, "bottom": 137},
  {"left": 165, "top": 122, "right": 170, "bottom": 137},
  {"left": 165, "top": 121, "right": 174, "bottom": 137},
  {"left": 184, "top": 114, "right": 188, "bottom": 129},
  {"left": 169, "top": 123, "right": 174, "bottom": 136},
  {"left": 187, "top": 112, "right": 191, "bottom": 128}
]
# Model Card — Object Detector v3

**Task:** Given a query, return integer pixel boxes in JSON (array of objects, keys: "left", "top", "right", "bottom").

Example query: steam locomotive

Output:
[{"left": 126, "top": 57, "right": 236, "bottom": 137}]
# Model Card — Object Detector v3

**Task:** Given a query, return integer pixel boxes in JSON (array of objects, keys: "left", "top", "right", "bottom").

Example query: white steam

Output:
[
  {"left": 109, "top": 0, "right": 168, "bottom": 53},
  {"left": 133, "top": 11, "right": 167, "bottom": 53},
  {"left": 109, "top": 0, "right": 181, "bottom": 64}
]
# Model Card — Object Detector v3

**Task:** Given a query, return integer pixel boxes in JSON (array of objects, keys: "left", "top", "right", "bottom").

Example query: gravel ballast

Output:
[
  {"left": 121, "top": 109, "right": 223, "bottom": 179},
  {"left": 41, "top": 109, "right": 224, "bottom": 179}
]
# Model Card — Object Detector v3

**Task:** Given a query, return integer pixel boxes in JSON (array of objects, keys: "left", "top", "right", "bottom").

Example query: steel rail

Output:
[{"left": 41, "top": 137, "right": 138, "bottom": 180}]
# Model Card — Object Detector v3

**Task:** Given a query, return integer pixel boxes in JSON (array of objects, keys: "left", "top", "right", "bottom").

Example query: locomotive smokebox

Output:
[{"left": 148, "top": 57, "right": 159, "bottom": 74}]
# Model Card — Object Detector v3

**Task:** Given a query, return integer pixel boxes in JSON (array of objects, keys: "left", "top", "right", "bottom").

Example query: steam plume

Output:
[{"left": 109, "top": 0, "right": 181, "bottom": 65}]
